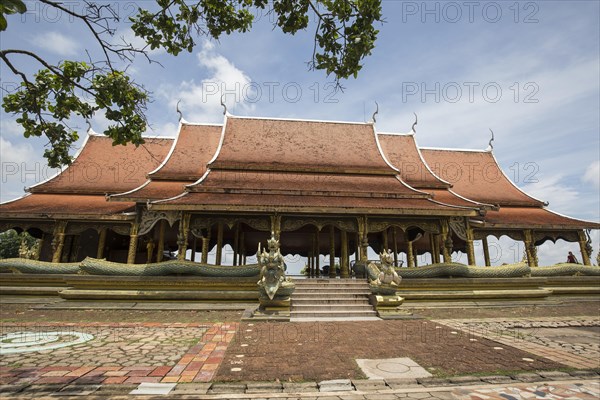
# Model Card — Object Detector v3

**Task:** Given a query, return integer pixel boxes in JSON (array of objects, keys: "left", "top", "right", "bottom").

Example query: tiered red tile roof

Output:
[
  {"left": 110, "top": 123, "right": 221, "bottom": 202},
  {"left": 1, "top": 114, "right": 597, "bottom": 230},
  {"left": 152, "top": 116, "right": 475, "bottom": 215},
  {"left": 0, "top": 134, "right": 172, "bottom": 218}
]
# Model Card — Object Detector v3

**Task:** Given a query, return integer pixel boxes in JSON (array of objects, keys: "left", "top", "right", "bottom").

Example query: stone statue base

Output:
[
  {"left": 245, "top": 295, "right": 292, "bottom": 321},
  {"left": 369, "top": 294, "right": 413, "bottom": 319}
]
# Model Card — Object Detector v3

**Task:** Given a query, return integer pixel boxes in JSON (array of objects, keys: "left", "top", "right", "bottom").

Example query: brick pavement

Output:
[
  {"left": 0, "top": 322, "right": 237, "bottom": 385},
  {"left": 215, "top": 320, "right": 564, "bottom": 381}
]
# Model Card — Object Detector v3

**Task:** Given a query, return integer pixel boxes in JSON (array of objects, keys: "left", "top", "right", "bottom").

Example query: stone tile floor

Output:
[
  {"left": 451, "top": 380, "right": 599, "bottom": 399},
  {"left": 433, "top": 317, "right": 600, "bottom": 370}
]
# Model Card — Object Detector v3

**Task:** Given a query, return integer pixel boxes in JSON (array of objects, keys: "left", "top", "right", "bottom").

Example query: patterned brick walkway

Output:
[{"left": 0, "top": 322, "right": 237, "bottom": 385}]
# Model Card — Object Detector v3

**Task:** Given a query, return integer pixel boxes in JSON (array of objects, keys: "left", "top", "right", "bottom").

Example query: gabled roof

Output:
[
  {"left": 377, "top": 133, "right": 449, "bottom": 188},
  {"left": 208, "top": 116, "right": 393, "bottom": 174},
  {"left": 28, "top": 134, "right": 173, "bottom": 195},
  {"left": 110, "top": 123, "right": 222, "bottom": 202},
  {"left": 477, "top": 206, "right": 600, "bottom": 230},
  {"left": 0, "top": 193, "right": 135, "bottom": 219},
  {"left": 153, "top": 115, "right": 479, "bottom": 216},
  {"left": 420, "top": 148, "right": 545, "bottom": 207},
  {"left": 149, "top": 123, "right": 222, "bottom": 180}
]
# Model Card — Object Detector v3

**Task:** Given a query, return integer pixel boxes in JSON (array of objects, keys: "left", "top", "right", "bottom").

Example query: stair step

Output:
[
  {"left": 294, "top": 294, "right": 370, "bottom": 298},
  {"left": 292, "top": 298, "right": 369, "bottom": 304},
  {"left": 290, "top": 310, "right": 378, "bottom": 317},
  {"left": 291, "top": 305, "right": 375, "bottom": 311},
  {"left": 295, "top": 290, "right": 369, "bottom": 292},
  {"left": 290, "top": 279, "right": 376, "bottom": 320}
]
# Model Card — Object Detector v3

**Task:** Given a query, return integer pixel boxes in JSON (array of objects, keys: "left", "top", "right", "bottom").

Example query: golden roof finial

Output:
[
  {"left": 176, "top": 100, "right": 183, "bottom": 121},
  {"left": 411, "top": 112, "right": 418, "bottom": 133},
  {"left": 371, "top": 101, "right": 379, "bottom": 123}
]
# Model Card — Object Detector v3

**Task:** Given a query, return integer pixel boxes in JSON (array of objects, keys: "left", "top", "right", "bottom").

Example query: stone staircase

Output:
[{"left": 290, "top": 279, "right": 379, "bottom": 321}]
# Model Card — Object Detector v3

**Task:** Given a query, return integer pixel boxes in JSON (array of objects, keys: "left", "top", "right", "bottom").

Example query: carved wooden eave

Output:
[
  {"left": 0, "top": 213, "right": 135, "bottom": 221},
  {"left": 149, "top": 202, "right": 478, "bottom": 216}
]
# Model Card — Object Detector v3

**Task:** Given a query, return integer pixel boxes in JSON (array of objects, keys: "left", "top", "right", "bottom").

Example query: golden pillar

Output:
[
  {"left": 392, "top": 227, "right": 399, "bottom": 267},
  {"left": 429, "top": 233, "right": 436, "bottom": 265},
  {"left": 440, "top": 219, "right": 452, "bottom": 263},
  {"left": 146, "top": 239, "right": 155, "bottom": 263},
  {"left": 382, "top": 228, "right": 389, "bottom": 252},
  {"left": 340, "top": 230, "right": 349, "bottom": 278},
  {"left": 96, "top": 228, "right": 107, "bottom": 259},
  {"left": 34, "top": 234, "right": 45, "bottom": 261},
  {"left": 127, "top": 222, "right": 139, "bottom": 264},
  {"left": 156, "top": 220, "right": 166, "bottom": 262},
  {"left": 329, "top": 225, "right": 336, "bottom": 278},
  {"left": 51, "top": 221, "right": 67, "bottom": 263},
  {"left": 314, "top": 231, "right": 320, "bottom": 278},
  {"left": 482, "top": 236, "right": 491, "bottom": 266},
  {"left": 190, "top": 236, "right": 197, "bottom": 262},
  {"left": 239, "top": 232, "right": 245, "bottom": 266},
  {"left": 406, "top": 232, "right": 415, "bottom": 268},
  {"left": 433, "top": 234, "right": 441, "bottom": 264},
  {"left": 466, "top": 225, "right": 476, "bottom": 266},
  {"left": 578, "top": 230, "right": 592, "bottom": 266},
  {"left": 177, "top": 213, "right": 191, "bottom": 261},
  {"left": 270, "top": 214, "right": 281, "bottom": 239},
  {"left": 358, "top": 216, "right": 369, "bottom": 262},
  {"left": 523, "top": 229, "right": 537, "bottom": 267},
  {"left": 201, "top": 228, "right": 211, "bottom": 264},
  {"left": 215, "top": 222, "right": 224, "bottom": 265},
  {"left": 233, "top": 223, "right": 239, "bottom": 266}
]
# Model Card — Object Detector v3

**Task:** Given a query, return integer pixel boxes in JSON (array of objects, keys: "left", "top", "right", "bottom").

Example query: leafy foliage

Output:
[
  {"left": 0, "top": 230, "right": 37, "bottom": 259},
  {"left": 2, "top": 0, "right": 382, "bottom": 167},
  {"left": 0, "top": 0, "right": 26, "bottom": 31}
]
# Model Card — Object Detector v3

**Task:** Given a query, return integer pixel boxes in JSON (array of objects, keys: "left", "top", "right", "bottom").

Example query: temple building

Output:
[{"left": 1, "top": 111, "right": 598, "bottom": 275}]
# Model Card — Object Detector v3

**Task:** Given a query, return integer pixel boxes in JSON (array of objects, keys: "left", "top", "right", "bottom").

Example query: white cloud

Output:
[
  {"left": 0, "top": 137, "right": 35, "bottom": 164},
  {"left": 158, "top": 41, "right": 255, "bottom": 123},
  {"left": 582, "top": 160, "right": 600, "bottom": 189},
  {"left": 0, "top": 118, "right": 22, "bottom": 137},
  {"left": 521, "top": 174, "right": 579, "bottom": 215},
  {"left": 35, "top": 32, "right": 79, "bottom": 57}
]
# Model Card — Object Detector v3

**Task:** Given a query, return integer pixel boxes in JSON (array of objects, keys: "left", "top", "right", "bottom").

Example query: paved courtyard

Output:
[{"left": 0, "top": 298, "right": 598, "bottom": 398}]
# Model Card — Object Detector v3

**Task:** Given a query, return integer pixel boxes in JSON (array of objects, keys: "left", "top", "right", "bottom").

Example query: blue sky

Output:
[{"left": 1, "top": 1, "right": 599, "bottom": 268}]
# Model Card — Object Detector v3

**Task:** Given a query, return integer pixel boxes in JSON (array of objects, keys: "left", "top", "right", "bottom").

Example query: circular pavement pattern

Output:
[{"left": 0, "top": 331, "right": 94, "bottom": 355}]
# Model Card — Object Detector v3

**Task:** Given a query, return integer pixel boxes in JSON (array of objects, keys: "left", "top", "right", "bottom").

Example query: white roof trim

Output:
[
  {"left": 412, "top": 135, "right": 452, "bottom": 187},
  {"left": 541, "top": 206, "right": 600, "bottom": 226},
  {"left": 149, "top": 188, "right": 190, "bottom": 205},
  {"left": 393, "top": 176, "right": 431, "bottom": 196},
  {"left": 420, "top": 146, "right": 488, "bottom": 153},
  {"left": 206, "top": 114, "right": 229, "bottom": 167},
  {"left": 107, "top": 179, "right": 152, "bottom": 200},
  {"left": 0, "top": 192, "right": 32, "bottom": 206},
  {"left": 181, "top": 120, "right": 224, "bottom": 127},
  {"left": 26, "top": 131, "right": 93, "bottom": 192},
  {"left": 427, "top": 197, "right": 480, "bottom": 211},
  {"left": 448, "top": 189, "right": 494, "bottom": 208},
  {"left": 489, "top": 151, "right": 546, "bottom": 205},
  {"left": 229, "top": 114, "right": 370, "bottom": 126},
  {"left": 373, "top": 128, "right": 402, "bottom": 174},
  {"left": 377, "top": 131, "right": 414, "bottom": 136},
  {"left": 147, "top": 120, "right": 184, "bottom": 177}
]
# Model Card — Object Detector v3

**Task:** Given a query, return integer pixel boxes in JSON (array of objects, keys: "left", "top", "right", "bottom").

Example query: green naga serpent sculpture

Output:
[
  {"left": 0, "top": 258, "right": 597, "bottom": 278},
  {"left": 0, "top": 257, "right": 261, "bottom": 277}
]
